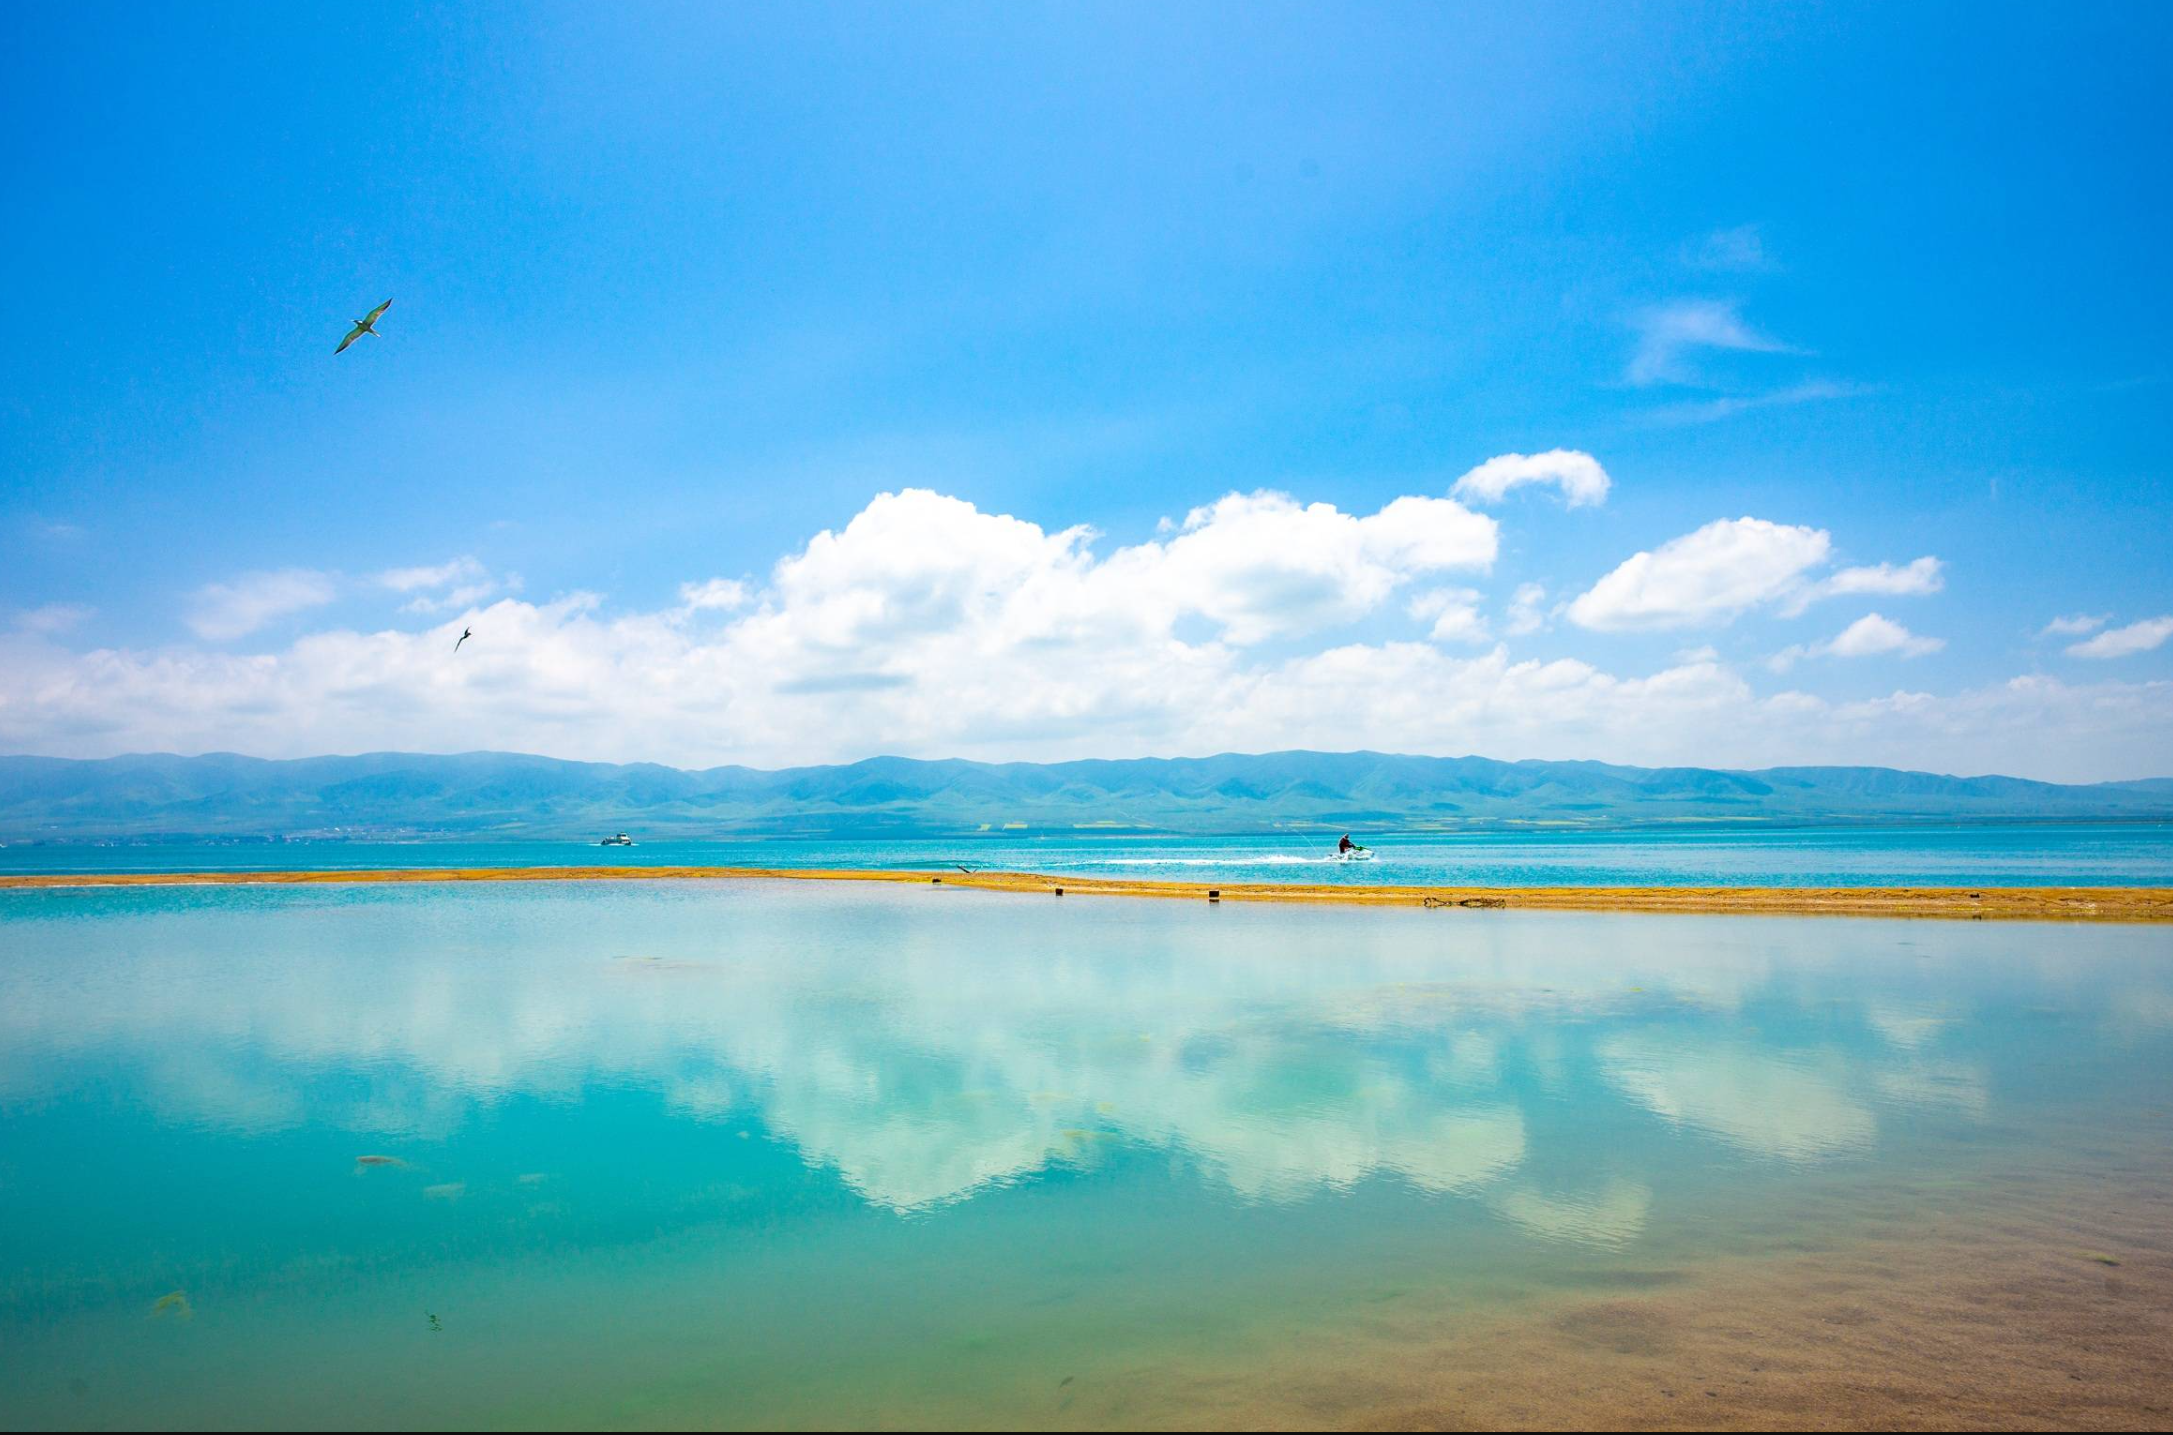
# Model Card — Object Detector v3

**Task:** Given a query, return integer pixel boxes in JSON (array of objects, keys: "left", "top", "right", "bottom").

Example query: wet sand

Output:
[{"left": 3, "top": 865, "right": 2170, "bottom": 922}]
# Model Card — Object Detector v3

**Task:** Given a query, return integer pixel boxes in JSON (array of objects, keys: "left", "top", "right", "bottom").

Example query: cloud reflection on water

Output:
[{"left": 1, "top": 885, "right": 2154, "bottom": 1240}]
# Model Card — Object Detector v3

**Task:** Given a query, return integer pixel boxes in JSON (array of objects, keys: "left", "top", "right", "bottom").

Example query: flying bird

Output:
[
  {"left": 335, "top": 298, "right": 393, "bottom": 354},
  {"left": 455, "top": 627, "right": 472, "bottom": 653}
]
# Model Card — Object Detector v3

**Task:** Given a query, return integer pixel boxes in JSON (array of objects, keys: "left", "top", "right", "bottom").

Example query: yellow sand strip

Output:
[{"left": 1, "top": 865, "right": 2169, "bottom": 922}]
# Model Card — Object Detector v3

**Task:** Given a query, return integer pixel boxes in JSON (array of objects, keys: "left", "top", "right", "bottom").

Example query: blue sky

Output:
[{"left": 3, "top": 2, "right": 2169, "bottom": 777}]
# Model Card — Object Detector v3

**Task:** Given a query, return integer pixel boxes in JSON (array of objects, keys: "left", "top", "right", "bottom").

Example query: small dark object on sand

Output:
[
  {"left": 1054, "top": 886, "right": 1063, "bottom": 896},
  {"left": 1208, "top": 889, "right": 1220, "bottom": 902}
]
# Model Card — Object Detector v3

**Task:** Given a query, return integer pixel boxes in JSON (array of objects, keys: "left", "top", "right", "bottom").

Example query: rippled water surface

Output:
[
  {"left": 1, "top": 880, "right": 2169, "bottom": 1428},
  {"left": 6, "top": 822, "right": 2172, "bottom": 885}
]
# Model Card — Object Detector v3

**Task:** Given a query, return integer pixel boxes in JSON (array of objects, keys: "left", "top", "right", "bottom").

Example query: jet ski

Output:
[{"left": 1332, "top": 844, "right": 1375, "bottom": 862}]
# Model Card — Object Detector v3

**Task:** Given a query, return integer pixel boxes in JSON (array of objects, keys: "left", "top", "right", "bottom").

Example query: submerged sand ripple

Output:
[{"left": 1067, "top": 1169, "right": 2173, "bottom": 1431}]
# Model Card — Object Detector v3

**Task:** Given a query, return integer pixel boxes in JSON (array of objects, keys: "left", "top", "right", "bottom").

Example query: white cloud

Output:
[
  {"left": 377, "top": 556, "right": 510, "bottom": 614},
  {"left": 377, "top": 557, "right": 485, "bottom": 593},
  {"left": 1773, "top": 613, "right": 1944, "bottom": 670},
  {"left": 1626, "top": 299, "right": 1793, "bottom": 387},
  {"left": 2069, "top": 616, "right": 2173, "bottom": 660},
  {"left": 184, "top": 569, "right": 337, "bottom": 641},
  {"left": 1567, "top": 517, "right": 1832, "bottom": 631},
  {"left": 1571, "top": 519, "right": 1941, "bottom": 633},
  {"left": 1825, "top": 613, "right": 1943, "bottom": 659},
  {"left": 1685, "top": 224, "right": 1773, "bottom": 273},
  {"left": 1781, "top": 556, "right": 1943, "bottom": 616},
  {"left": 1099, "top": 489, "right": 1496, "bottom": 645},
  {"left": 1450, "top": 450, "right": 1611, "bottom": 508},
  {"left": 4, "top": 489, "right": 2169, "bottom": 780},
  {"left": 1408, "top": 588, "right": 1490, "bottom": 645},
  {"left": 678, "top": 578, "right": 750, "bottom": 612},
  {"left": 13, "top": 603, "right": 93, "bottom": 636},
  {"left": 1348, "top": 495, "right": 1499, "bottom": 575},
  {"left": 2040, "top": 614, "right": 2109, "bottom": 638},
  {"left": 1504, "top": 582, "right": 1548, "bottom": 636}
]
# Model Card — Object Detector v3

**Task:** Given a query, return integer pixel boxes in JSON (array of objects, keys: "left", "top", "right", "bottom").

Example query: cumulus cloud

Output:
[
  {"left": 1407, "top": 588, "right": 1490, "bottom": 644},
  {"left": 738, "top": 486, "right": 1495, "bottom": 660},
  {"left": 1504, "top": 582, "right": 1549, "bottom": 636},
  {"left": 184, "top": 569, "right": 337, "bottom": 641},
  {"left": 2069, "top": 616, "right": 2173, "bottom": 660},
  {"left": 1825, "top": 613, "right": 1943, "bottom": 659},
  {"left": 3, "top": 488, "right": 2169, "bottom": 780},
  {"left": 1625, "top": 299, "right": 1794, "bottom": 386},
  {"left": 1771, "top": 613, "right": 1944, "bottom": 671},
  {"left": 1570, "top": 518, "right": 1941, "bottom": 633},
  {"left": 1450, "top": 450, "right": 1611, "bottom": 508},
  {"left": 677, "top": 578, "right": 750, "bottom": 612},
  {"left": 2041, "top": 614, "right": 2109, "bottom": 638},
  {"left": 1567, "top": 517, "right": 1831, "bottom": 631},
  {"left": 1779, "top": 556, "right": 1944, "bottom": 616}
]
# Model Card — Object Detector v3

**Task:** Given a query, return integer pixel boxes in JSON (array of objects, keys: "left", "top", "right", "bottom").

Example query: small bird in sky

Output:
[
  {"left": 455, "top": 627, "right": 472, "bottom": 653},
  {"left": 335, "top": 298, "right": 393, "bottom": 354}
]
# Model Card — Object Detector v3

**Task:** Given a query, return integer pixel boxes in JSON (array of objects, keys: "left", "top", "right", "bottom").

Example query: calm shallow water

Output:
[
  {"left": 1, "top": 881, "right": 2169, "bottom": 1429},
  {"left": 5, "top": 822, "right": 2173, "bottom": 885}
]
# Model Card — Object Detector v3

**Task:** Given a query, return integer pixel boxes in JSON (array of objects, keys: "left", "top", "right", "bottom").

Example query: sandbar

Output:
[{"left": 3, "top": 865, "right": 2170, "bottom": 922}]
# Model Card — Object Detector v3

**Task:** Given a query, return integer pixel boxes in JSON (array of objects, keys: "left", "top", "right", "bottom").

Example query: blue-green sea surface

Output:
[
  {"left": 4, "top": 821, "right": 2172, "bottom": 885},
  {"left": 1, "top": 880, "right": 2169, "bottom": 1428}
]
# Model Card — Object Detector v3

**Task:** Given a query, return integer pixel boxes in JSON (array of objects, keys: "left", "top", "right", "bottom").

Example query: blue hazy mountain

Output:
[{"left": 1, "top": 751, "right": 2169, "bottom": 841}]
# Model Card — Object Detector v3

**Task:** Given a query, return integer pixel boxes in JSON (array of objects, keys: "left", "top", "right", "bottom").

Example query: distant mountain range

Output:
[{"left": 1, "top": 750, "right": 2169, "bottom": 842}]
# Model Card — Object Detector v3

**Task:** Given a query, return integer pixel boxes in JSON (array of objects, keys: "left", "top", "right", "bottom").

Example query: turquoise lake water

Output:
[
  {"left": 1, "top": 879, "right": 2169, "bottom": 1428},
  {"left": 5, "top": 821, "right": 2172, "bottom": 885}
]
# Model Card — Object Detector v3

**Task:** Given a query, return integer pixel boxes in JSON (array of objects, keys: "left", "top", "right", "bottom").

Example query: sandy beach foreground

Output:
[{"left": 4, "top": 864, "right": 2171, "bottom": 922}]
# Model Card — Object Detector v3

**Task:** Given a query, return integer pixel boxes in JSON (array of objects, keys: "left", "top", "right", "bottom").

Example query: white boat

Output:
[{"left": 599, "top": 832, "right": 635, "bottom": 847}]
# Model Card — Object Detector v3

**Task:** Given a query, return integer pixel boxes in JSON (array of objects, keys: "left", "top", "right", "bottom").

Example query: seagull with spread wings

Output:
[{"left": 335, "top": 299, "right": 393, "bottom": 355}]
